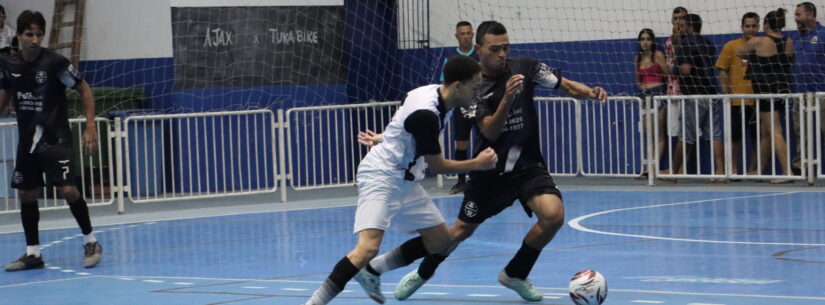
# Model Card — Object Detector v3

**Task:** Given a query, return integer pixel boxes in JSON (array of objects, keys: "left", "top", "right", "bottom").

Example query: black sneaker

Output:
[
  {"left": 450, "top": 179, "right": 468, "bottom": 194},
  {"left": 84, "top": 242, "right": 102, "bottom": 268},
  {"left": 5, "top": 254, "right": 44, "bottom": 272}
]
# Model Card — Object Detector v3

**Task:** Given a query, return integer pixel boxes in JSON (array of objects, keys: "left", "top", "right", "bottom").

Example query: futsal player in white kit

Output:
[{"left": 303, "top": 55, "right": 498, "bottom": 305}]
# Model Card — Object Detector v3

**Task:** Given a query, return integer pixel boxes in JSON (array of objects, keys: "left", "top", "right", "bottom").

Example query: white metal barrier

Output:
[
  {"left": 122, "top": 110, "right": 282, "bottom": 203},
  {"left": 0, "top": 117, "right": 114, "bottom": 214},
  {"left": 285, "top": 101, "right": 400, "bottom": 190},
  {"left": 814, "top": 93, "right": 825, "bottom": 183},
  {"left": 652, "top": 94, "right": 806, "bottom": 183},
  {"left": 579, "top": 97, "right": 645, "bottom": 177}
]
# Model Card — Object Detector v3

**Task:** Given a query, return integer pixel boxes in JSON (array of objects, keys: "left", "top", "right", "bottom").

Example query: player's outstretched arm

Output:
[
  {"left": 425, "top": 147, "right": 497, "bottom": 174},
  {"left": 559, "top": 78, "right": 607, "bottom": 102},
  {"left": 357, "top": 129, "right": 383, "bottom": 147},
  {"left": 76, "top": 80, "right": 98, "bottom": 154}
]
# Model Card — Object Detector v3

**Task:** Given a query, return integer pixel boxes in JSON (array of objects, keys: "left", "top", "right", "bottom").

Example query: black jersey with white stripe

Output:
[
  {"left": 461, "top": 57, "right": 561, "bottom": 180},
  {"left": 0, "top": 49, "right": 82, "bottom": 152}
]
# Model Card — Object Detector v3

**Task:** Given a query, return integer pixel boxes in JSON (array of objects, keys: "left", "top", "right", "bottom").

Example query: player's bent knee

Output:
[
  {"left": 58, "top": 186, "right": 81, "bottom": 202},
  {"left": 451, "top": 221, "right": 479, "bottom": 241},
  {"left": 19, "top": 190, "right": 38, "bottom": 203}
]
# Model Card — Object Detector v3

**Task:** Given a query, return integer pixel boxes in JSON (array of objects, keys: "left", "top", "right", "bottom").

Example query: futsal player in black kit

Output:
[
  {"left": 362, "top": 20, "right": 607, "bottom": 302},
  {"left": 1, "top": 10, "right": 102, "bottom": 271}
]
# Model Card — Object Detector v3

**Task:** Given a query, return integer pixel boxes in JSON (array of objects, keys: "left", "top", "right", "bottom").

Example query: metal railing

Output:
[
  {"left": 652, "top": 94, "right": 806, "bottom": 183},
  {"left": 285, "top": 101, "right": 400, "bottom": 190},
  {"left": 0, "top": 117, "right": 114, "bottom": 214},
  {"left": 122, "top": 110, "right": 281, "bottom": 203}
]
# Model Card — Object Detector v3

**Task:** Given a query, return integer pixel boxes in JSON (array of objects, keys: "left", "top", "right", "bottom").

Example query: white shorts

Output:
[{"left": 353, "top": 172, "right": 445, "bottom": 234}]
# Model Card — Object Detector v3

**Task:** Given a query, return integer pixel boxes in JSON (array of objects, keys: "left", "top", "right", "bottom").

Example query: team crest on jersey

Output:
[
  {"left": 35, "top": 71, "right": 47, "bottom": 84},
  {"left": 813, "top": 36, "right": 819, "bottom": 44},
  {"left": 464, "top": 201, "right": 478, "bottom": 218},
  {"left": 12, "top": 171, "right": 22, "bottom": 184}
]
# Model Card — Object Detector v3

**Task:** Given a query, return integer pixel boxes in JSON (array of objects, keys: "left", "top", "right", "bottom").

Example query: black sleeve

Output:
[
  {"left": 404, "top": 110, "right": 442, "bottom": 156},
  {"left": 56, "top": 56, "right": 83, "bottom": 89}
]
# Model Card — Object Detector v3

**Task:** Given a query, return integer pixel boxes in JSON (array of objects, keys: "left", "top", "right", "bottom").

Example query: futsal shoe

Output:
[
  {"left": 4, "top": 254, "right": 44, "bottom": 271},
  {"left": 498, "top": 269, "right": 543, "bottom": 302},
  {"left": 449, "top": 179, "right": 468, "bottom": 194},
  {"left": 354, "top": 269, "right": 385, "bottom": 304},
  {"left": 83, "top": 242, "right": 102, "bottom": 268},
  {"left": 395, "top": 269, "right": 428, "bottom": 300}
]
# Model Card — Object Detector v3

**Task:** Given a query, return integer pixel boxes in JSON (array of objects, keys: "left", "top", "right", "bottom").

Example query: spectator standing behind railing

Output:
[
  {"left": 791, "top": 2, "right": 825, "bottom": 175},
  {"left": 634, "top": 28, "right": 669, "bottom": 179},
  {"left": 716, "top": 12, "right": 759, "bottom": 177},
  {"left": 672, "top": 13, "right": 725, "bottom": 183},
  {"left": 738, "top": 8, "right": 794, "bottom": 183},
  {"left": 660, "top": 7, "right": 688, "bottom": 182}
]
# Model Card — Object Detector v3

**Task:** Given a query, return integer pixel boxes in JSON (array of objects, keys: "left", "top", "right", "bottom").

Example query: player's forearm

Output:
[
  {"left": 561, "top": 78, "right": 595, "bottom": 100},
  {"left": 718, "top": 70, "right": 731, "bottom": 93},
  {"left": 428, "top": 157, "right": 481, "bottom": 174},
  {"left": 78, "top": 81, "right": 96, "bottom": 123},
  {"left": 477, "top": 98, "right": 511, "bottom": 141},
  {"left": 0, "top": 90, "right": 8, "bottom": 113}
]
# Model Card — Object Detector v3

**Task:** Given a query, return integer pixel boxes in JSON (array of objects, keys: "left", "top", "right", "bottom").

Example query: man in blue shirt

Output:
[
  {"left": 791, "top": 2, "right": 825, "bottom": 173},
  {"left": 439, "top": 21, "right": 480, "bottom": 194}
]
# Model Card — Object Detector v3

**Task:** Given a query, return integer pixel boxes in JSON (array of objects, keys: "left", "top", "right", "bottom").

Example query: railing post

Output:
[
  {"left": 114, "top": 117, "right": 125, "bottom": 214},
  {"left": 278, "top": 109, "right": 288, "bottom": 202}
]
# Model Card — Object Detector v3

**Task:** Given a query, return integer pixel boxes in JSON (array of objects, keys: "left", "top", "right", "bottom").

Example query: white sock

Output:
[
  {"left": 26, "top": 245, "right": 41, "bottom": 257},
  {"left": 84, "top": 233, "right": 96, "bottom": 244}
]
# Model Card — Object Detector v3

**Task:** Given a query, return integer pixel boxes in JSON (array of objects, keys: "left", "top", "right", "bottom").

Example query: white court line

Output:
[
  {"left": 567, "top": 192, "right": 825, "bottom": 246},
  {"left": 0, "top": 277, "right": 88, "bottom": 289},
  {"left": 688, "top": 303, "right": 725, "bottom": 305},
  {"left": 76, "top": 272, "right": 91, "bottom": 276},
  {"left": 631, "top": 301, "right": 665, "bottom": 304},
  {"left": 60, "top": 269, "right": 75, "bottom": 273},
  {"left": 83, "top": 275, "right": 825, "bottom": 301},
  {"left": 242, "top": 286, "right": 266, "bottom": 289},
  {"left": 281, "top": 288, "right": 307, "bottom": 291},
  {"left": 172, "top": 282, "right": 193, "bottom": 285},
  {"left": 419, "top": 292, "right": 449, "bottom": 295},
  {"left": 467, "top": 294, "right": 498, "bottom": 297},
  {"left": 142, "top": 280, "right": 164, "bottom": 283}
]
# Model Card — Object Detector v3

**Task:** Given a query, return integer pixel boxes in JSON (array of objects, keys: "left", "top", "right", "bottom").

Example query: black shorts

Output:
[
  {"left": 12, "top": 144, "right": 76, "bottom": 189},
  {"left": 453, "top": 113, "right": 474, "bottom": 142},
  {"left": 730, "top": 104, "right": 756, "bottom": 142},
  {"left": 458, "top": 164, "right": 562, "bottom": 224}
]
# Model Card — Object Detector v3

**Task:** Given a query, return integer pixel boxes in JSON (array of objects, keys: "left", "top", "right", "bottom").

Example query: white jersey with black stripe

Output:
[{"left": 359, "top": 84, "right": 447, "bottom": 181}]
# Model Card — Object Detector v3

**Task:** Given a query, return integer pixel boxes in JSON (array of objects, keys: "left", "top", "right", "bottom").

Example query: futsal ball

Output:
[{"left": 568, "top": 270, "right": 607, "bottom": 305}]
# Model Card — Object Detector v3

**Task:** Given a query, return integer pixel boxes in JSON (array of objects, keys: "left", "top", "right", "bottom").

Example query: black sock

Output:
[
  {"left": 417, "top": 253, "right": 447, "bottom": 279},
  {"left": 456, "top": 149, "right": 468, "bottom": 181},
  {"left": 365, "top": 263, "right": 380, "bottom": 276},
  {"left": 328, "top": 256, "right": 360, "bottom": 291},
  {"left": 67, "top": 197, "right": 93, "bottom": 235},
  {"left": 504, "top": 241, "right": 542, "bottom": 280},
  {"left": 20, "top": 201, "right": 40, "bottom": 246},
  {"left": 400, "top": 236, "right": 429, "bottom": 263}
]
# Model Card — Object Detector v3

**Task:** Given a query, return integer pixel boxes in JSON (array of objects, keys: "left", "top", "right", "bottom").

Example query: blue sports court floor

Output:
[{"left": 2, "top": 189, "right": 824, "bottom": 305}]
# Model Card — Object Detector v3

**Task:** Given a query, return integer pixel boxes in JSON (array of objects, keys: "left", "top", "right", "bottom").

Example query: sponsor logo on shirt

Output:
[
  {"left": 35, "top": 71, "right": 47, "bottom": 84},
  {"left": 67, "top": 64, "right": 79, "bottom": 78},
  {"left": 11, "top": 73, "right": 21, "bottom": 78}
]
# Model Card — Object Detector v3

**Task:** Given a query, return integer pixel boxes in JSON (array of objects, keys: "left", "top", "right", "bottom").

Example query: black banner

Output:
[{"left": 172, "top": 6, "right": 345, "bottom": 89}]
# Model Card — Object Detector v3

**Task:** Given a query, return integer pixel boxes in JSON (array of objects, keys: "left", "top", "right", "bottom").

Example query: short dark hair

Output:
[
  {"left": 673, "top": 7, "right": 688, "bottom": 15},
  {"left": 685, "top": 13, "right": 702, "bottom": 33},
  {"left": 475, "top": 20, "right": 506, "bottom": 45},
  {"left": 456, "top": 21, "right": 471, "bottom": 29},
  {"left": 17, "top": 10, "right": 47, "bottom": 35},
  {"left": 766, "top": 8, "right": 787, "bottom": 31},
  {"left": 742, "top": 12, "right": 760, "bottom": 25},
  {"left": 0, "top": 5, "right": 6, "bottom": 15},
  {"left": 798, "top": 2, "right": 817, "bottom": 18},
  {"left": 443, "top": 54, "right": 481, "bottom": 85}
]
